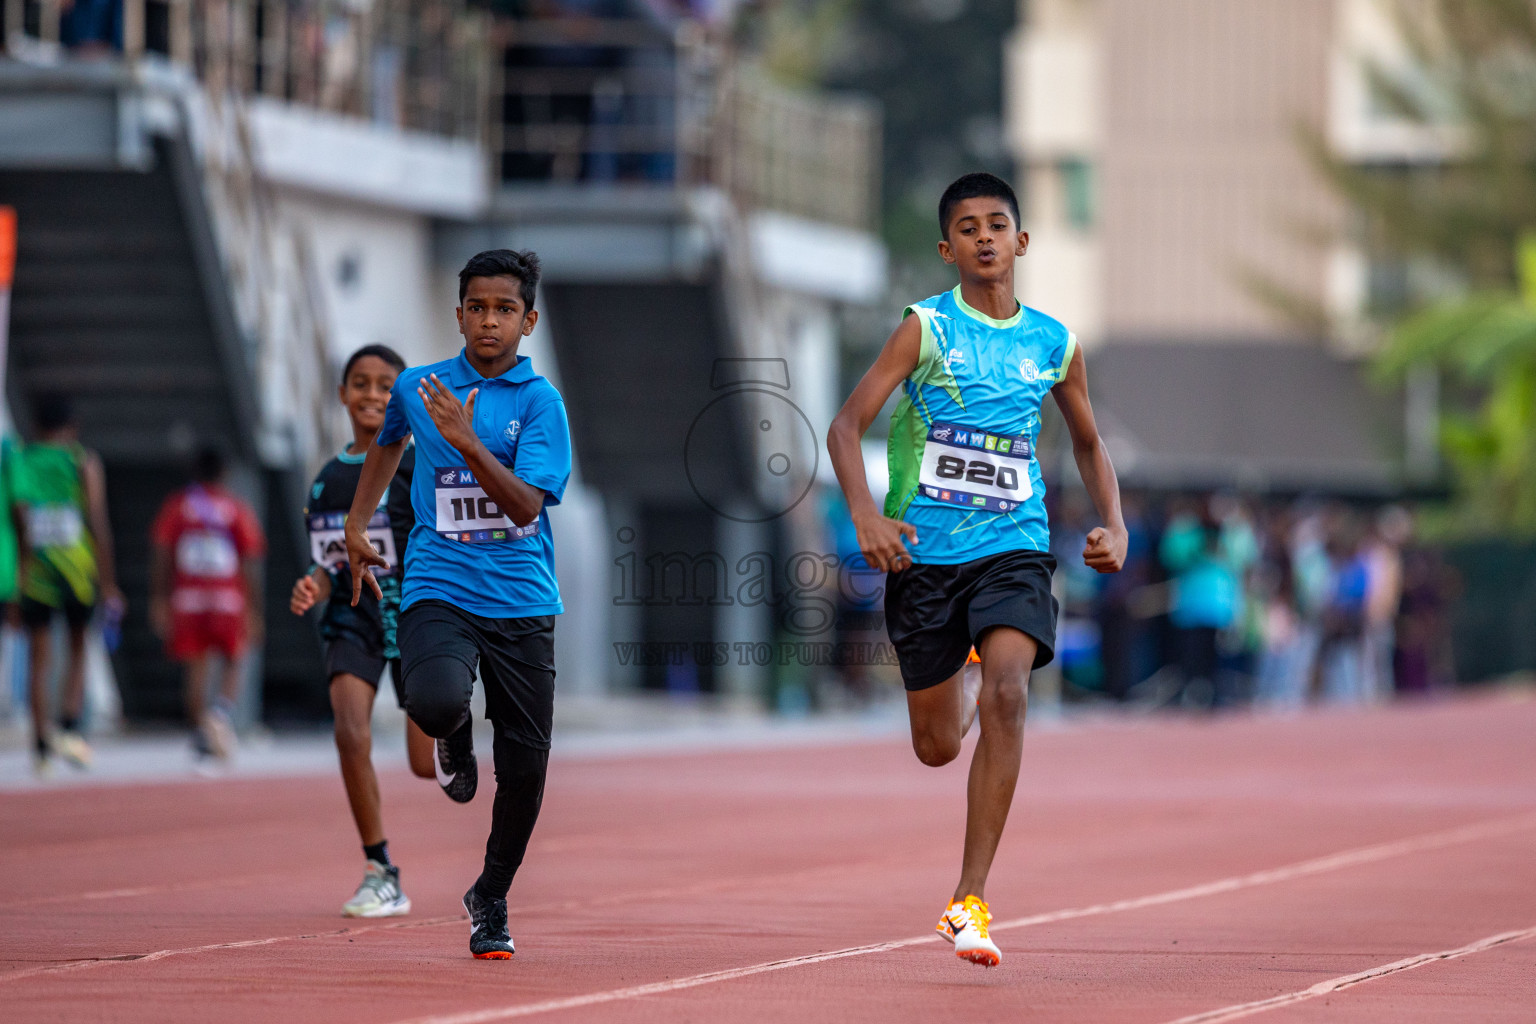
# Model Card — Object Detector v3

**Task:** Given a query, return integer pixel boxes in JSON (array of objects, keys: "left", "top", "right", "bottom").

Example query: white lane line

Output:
[
  {"left": 0, "top": 855, "right": 918, "bottom": 983},
  {"left": 387, "top": 811, "right": 1536, "bottom": 1024},
  {"left": 0, "top": 916, "right": 465, "bottom": 984},
  {"left": 395, "top": 940, "right": 928, "bottom": 1024},
  {"left": 0, "top": 875, "right": 272, "bottom": 911},
  {"left": 1161, "top": 924, "right": 1536, "bottom": 1024},
  {"left": 986, "top": 808, "right": 1536, "bottom": 934}
]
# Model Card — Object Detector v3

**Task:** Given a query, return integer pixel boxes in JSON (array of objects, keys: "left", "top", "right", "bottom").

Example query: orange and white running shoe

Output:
[{"left": 936, "top": 895, "right": 1001, "bottom": 967}]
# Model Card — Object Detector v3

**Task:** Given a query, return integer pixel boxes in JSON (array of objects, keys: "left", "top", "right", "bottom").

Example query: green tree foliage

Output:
[{"left": 1329, "top": 0, "right": 1536, "bottom": 534}]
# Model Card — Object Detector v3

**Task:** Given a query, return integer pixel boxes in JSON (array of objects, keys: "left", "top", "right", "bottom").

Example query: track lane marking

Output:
[
  {"left": 1160, "top": 924, "right": 1536, "bottom": 1023},
  {"left": 8, "top": 810, "right": 1531, "bottom": 990},
  {"left": 0, "top": 855, "right": 918, "bottom": 983},
  {"left": 386, "top": 810, "right": 1536, "bottom": 1024},
  {"left": 0, "top": 916, "right": 467, "bottom": 983}
]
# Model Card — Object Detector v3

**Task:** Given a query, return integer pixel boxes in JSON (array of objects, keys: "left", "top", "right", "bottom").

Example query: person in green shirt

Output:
[
  {"left": 0, "top": 436, "right": 20, "bottom": 609},
  {"left": 11, "top": 395, "right": 123, "bottom": 775}
]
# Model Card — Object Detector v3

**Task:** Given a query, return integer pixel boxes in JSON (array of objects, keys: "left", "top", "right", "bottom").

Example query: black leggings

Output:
[
  {"left": 399, "top": 602, "right": 555, "bottom": 899},
  {"left": 481, "top": 725, "right": 548, "bottom": 899}
]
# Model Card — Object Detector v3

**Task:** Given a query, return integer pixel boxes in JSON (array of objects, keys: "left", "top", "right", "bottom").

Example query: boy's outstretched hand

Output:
[
  {"left": 1083, "top": 526, "right": 1128, "bottom": 574},
  {"left": 854, "top": 511, "right": 920, "bottom": 572},
  {"left": 346, "top": 526, "right": 388, "bottom": 605}
]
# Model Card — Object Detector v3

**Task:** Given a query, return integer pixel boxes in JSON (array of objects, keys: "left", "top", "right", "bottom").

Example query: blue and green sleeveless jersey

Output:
[{"left": 885, "top": 286, "right": 1076, "bottom": 564}]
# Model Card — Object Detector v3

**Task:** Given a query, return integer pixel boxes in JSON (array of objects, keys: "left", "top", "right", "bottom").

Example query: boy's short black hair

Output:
[
  {"left": 342, "top": 343, "right": 406, "bottom": 382},
  {"left": 458, "top": 249, "right": 541, "bottom": 310},
  {"left": 193, "top": 445, "right": 225, "bottom": 484},
  {"left": 34, "top": 393, "right": 74, "bottom": 433},
  {"left": 938, "top": 172, "right": 1021, "bottom": 239}
]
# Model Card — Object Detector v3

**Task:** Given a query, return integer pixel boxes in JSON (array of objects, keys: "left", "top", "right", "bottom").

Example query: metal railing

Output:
[
  {"left": 195, "top": 84, "right": 335, "bottom": 464},
  {"left": 3, "top": 0, "right": 487, "bottom": 140},
  {"left": 490, "top": 19, "right": 880, "bottom": 231},
  {"left": 4, "top": 4, "right": 882, "bottom": 231},
  {"left": 714, "top": 65, "right": 880, "bottom": 232}
]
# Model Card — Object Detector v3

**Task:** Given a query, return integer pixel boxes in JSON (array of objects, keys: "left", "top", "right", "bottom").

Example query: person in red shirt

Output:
[{"left": 150, "top": 447, "right": 266, "bottom": 764}]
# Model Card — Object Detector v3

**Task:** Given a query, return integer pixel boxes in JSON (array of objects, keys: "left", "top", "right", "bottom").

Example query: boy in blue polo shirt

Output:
[{"left": 344, "top": 249, "right": 571, "bottom": 960}]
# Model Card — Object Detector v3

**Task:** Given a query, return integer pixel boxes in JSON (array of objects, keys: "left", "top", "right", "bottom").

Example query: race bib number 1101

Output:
[
  {"left": 434, "top": 467, "right": 539, "bottom": 543},
  {"left": 918, "top": 422, "right": 1033, "bottom": 513}
]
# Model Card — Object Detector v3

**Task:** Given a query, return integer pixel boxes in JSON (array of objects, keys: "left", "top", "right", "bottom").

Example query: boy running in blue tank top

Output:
[{"left": 827, "top": 173, "right": 1127, "bottom": 968}]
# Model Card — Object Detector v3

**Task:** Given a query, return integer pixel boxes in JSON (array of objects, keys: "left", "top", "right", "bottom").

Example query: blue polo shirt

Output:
[{"left": 376, "top": 350, "right": 571, "bottom": 618}]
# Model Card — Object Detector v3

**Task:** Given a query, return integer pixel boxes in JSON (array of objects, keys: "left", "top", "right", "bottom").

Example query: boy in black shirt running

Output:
[{"left": 290, "top": 344, "right": 434, "bottom": 917}]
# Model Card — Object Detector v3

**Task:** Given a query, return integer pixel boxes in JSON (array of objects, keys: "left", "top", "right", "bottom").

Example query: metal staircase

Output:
[{"left": 0, "top": 66, "right": 332, "bottom": 722}]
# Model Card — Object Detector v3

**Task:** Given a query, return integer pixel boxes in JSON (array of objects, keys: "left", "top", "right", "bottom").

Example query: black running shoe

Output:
[
  {"left": 463, "top": 885, "right": 514, "bottom": 959},
  {"left": 434, "top": 719, "right": 477, "bottom": 803}
]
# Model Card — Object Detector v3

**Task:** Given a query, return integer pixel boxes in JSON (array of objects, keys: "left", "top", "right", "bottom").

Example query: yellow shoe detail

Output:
[{"left": 951, "top": 895, "right": 1000, "bottom": 967}]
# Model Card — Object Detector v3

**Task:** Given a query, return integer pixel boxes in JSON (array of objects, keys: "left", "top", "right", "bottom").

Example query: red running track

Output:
[{"left": 3, "top": 692, "right": 1535, "bottom": 1023}]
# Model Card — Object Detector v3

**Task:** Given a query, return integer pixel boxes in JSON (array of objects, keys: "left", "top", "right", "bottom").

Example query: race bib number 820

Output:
[
  {"left": 918, "top": 422, "right": 1032, "bottom": 513},
  {"left": 434, "top": 467, "right": 538, "bottom": 543}
]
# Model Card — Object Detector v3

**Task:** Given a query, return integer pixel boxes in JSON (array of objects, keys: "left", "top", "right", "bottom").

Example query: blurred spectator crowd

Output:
[{"left": 1049, "top": 492, "right": 1459, "bottom": 711}]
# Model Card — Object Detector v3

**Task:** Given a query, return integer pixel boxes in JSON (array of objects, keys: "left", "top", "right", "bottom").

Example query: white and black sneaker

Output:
[
  {"left": 435, "top": 719, "right": 477, "bottom": 803},
  {"left": 342, "top": 860, "right": 411, "bottom": 918},
  {"left": 463, "top": 885, "right": 514, "bottom": 959}
]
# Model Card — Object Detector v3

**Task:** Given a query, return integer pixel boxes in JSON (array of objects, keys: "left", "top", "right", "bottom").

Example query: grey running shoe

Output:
[
  {"left": 201, "top": 709, "right": 236, "bottom": 761},
  {"left": 463, "top": 885, "right": 514, "bottom": 959},
  {"left": 51, "top": 731, "right": 93, "bottom": 769},
  {"left": 435, "top": 720, "right": 477, "bottom": 803},
  {"left": 342, "top": 860, "right": 411, "bottom": 918}
]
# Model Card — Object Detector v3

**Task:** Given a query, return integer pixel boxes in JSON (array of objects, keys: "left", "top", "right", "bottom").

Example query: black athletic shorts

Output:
[
  {"left": 397, "top": 600, "right": 556, "bottom": 750},
  {"left": 20, "top": 593, "right": 95, "bottom": 630},
  {"left": 884, "top": 549, "right": 1058, "bottom": 691},
  {"left": 324, "top": 634, "right": 404, "bottom": 707}
]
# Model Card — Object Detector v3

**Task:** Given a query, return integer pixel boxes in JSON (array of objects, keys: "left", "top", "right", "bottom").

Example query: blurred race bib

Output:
[
  {"left": 308, "top": 510, "right": 396, "bottom": 575},
  {"left": 175, "top": 529, "right": 239, "bottom": 579},
  {"left": 26, "top": 505, "right": 83, "bottom": 549}
]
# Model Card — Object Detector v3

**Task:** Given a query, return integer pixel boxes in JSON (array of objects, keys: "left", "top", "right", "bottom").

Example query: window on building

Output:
[{"left": 1058, "top": 159, "right": 1094, "bottom": 230}]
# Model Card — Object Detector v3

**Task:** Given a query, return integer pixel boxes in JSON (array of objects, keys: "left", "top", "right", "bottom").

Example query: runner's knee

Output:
[
  {"left": 333, "top": 712, "right": 371, "bottom": 760},
  {"left": 979, "top": 674, "right": 1027, "bottom": 728},
  {"left": 401, "top": 655, "right": 474, "bottom": 738},
  {"left": 912, "top": 729, "right": 961, "bottom": 767}
]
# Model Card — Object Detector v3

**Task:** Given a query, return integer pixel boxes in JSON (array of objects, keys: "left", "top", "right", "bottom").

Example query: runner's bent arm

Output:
[
  {"left": 290, "top": 566, "right": 331, "bottom": 615},
  {"left": 148, "top": 542, "right": 172, "bottom": 638},
  {"left": 344, "top": 437, "right": 407, "bottom": 605},
  {"left": 11, "top": 501, "right": 30, "bottom": 585},
  {"left": 416, "top": 374, "right": 546, "bottom": 527},
  {"left": 1050, "top": 347, "right": 1127, "bottom": 573},
  {"left": 82, "top": 450, "right": 122, "bottom": 601},
  {"left": 242, "top": 555, "right": 264, "bottom": 641},
  {"left": 827, "top": 314, "right": 922, "bottom": 573}
]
